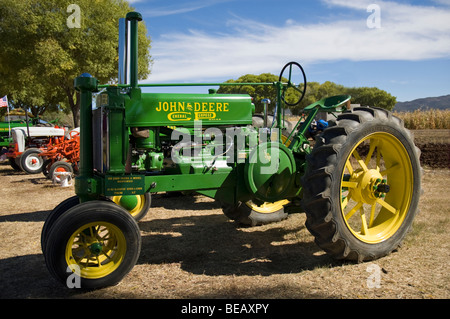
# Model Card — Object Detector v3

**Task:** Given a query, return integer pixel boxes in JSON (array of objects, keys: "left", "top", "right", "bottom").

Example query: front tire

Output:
[
  {"left": 302, "top": 107, "right": 422, "bottom": 262},
  {"left": 222, "top": 199, "right": 289, "bottom": 226},
  {"left": 41, "top": 196, "right": 80, "bottom": 254},
  {"left": 20, "top": 148, "right": 44, "bottom": 174},
  {"left": 43, "top": 201, "right": 141, "bottom": 289},
  {"left": 49, "top": 161, "right": 73, "bottom": 181}
]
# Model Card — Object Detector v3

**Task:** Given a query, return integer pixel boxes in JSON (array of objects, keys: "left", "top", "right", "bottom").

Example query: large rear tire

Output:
[{"left": 302, "top": 106, "right": 422, "bottom": 262}]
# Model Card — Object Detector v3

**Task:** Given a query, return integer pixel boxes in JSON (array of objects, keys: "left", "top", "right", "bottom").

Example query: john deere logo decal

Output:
[
  {"left": 168, "top": 112, "right": 192, "bottom": 121},
  {"left": 156, "top": 101, "right": 229, "bottom": 121}
]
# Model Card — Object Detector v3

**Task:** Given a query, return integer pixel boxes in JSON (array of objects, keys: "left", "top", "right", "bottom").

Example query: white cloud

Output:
[
  {"left": 145, "top": 0, "right": 450, "bottom": 83},
  {"left": 142, "top": 0, "right": 236, "bottom": 17}
]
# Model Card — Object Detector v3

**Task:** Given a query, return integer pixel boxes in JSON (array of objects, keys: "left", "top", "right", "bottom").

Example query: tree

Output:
[
  {"left": 218, "top": 74, "right": 397, "bottom": 114},
  {"left": 218, "top": 73, "right": 302, "bottom": 113},
  {"left": 0, "top": 0, "right": 152, "bottom": 127},
  {"left": 346, "top": 87, "right": 397, "bottom": 111}
]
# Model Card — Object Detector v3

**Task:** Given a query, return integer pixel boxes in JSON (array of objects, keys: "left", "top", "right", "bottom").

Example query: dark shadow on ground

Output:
[
  {"left": 0, "top": 194, "right": 343, "bottom": 298},
  {"left": 138, "top": 213, "right": 339, "bottom": 277}
]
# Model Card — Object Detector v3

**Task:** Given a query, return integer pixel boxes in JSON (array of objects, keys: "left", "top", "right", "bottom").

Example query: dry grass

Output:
[
  {"left": 0, "top": 159, "right": 449, "bottom": 299},
  {"left": 394, "top": 109, "right": 450, "bottom": 130},
  {"left": 412, "top": 129, "right": 450, "bottom": 144}
]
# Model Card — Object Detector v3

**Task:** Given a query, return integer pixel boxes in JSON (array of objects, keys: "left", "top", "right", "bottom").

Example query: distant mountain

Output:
[{"left": 394, "top": 94, "right": 450, "bottom": 112}]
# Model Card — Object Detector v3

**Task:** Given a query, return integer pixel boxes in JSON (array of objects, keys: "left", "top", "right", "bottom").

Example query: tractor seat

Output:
[{"left": 304, "top": 95, "right": 351, "bottom": 111}]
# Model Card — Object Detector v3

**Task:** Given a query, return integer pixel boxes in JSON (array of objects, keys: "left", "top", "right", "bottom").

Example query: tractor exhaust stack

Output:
[
  {"left": 118, "top": 12, "right": 142, "bottom": 88},
  {"left": 118, "top": 18, "right": 128, "bottom": 85}
]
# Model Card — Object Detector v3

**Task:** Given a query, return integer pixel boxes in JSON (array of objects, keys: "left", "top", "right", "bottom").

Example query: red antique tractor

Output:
[
  {"left": 6, "top": 126, "right": 66, "bottom": 173},
  {"left": 40, "top": 128, "right": 80, "bottom": 181}
]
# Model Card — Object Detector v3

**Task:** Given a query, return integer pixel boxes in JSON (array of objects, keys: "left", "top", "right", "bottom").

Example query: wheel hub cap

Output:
[
  {"left": 373, "top": 178, "right": 390, "bottom": 198},
  {"left": 89, "top": 242, "right": 103, "bottom": 255},
  {"left": 349, "top": 169, "right": 391, "bottom": 204}
]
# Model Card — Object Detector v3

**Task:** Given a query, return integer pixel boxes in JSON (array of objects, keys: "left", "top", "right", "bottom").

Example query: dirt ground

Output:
[
  {"left": 413, "top": 129, "right": 449, "bottom": 168},
  {"left": 0, "top": 130, "right": 449, "bottom": 299}
]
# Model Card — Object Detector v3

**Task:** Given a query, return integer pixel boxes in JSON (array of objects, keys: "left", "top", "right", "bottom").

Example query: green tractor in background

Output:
[
  {"left": 1, "top": 109, "right": 67, "bottom": 173},
  {"left": 0, "top": 110, "right": 56, "bottom": 169},
  {"left": 0, "top": 109, "right": 35, "bottom": 149},
  {"left": 41, "top": 12, "right": 422, "bottom": 289}
]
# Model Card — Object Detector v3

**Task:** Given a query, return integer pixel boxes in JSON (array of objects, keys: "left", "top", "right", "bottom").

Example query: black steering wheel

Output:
[{"left": 278, "top": 61, "right": 307, "bottom": 106}]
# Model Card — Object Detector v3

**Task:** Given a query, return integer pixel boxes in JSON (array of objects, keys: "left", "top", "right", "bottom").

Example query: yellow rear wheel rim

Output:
[
  {"left": 65, "top": 222, "right": 126, "bottom": 279},
  {"left": 340, "top": 132, "right": 413, "bottom": 244}
]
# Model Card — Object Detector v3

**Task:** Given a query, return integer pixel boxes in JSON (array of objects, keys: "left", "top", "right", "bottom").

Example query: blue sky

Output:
[{"left": 128, "top": 0, "right": 450, "bottom": 102}]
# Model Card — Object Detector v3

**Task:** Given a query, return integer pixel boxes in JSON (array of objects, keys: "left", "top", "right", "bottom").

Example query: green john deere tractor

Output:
[{"left": 41, "top": 12, "right": 422, "bottom": 289}]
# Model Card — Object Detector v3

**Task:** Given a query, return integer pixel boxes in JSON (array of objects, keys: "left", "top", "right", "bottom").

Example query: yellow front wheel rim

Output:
[
  {"left": 112, "top": 195, "right": 145, "bottom": 217},
  {"left": 246, "top": 199, "right": 290, "bottom": 213},
  {"left": 340, "top": 132, "right": 413, "bottom": 244},
  {"left": 246, "top": 132, "right": 290, "bottom": 214},
  {"left": 281, "top": 134, "right": 291, "bottom": 147},
  {"left": 65, "top": 222, "right": 127, "bottom": 279}
]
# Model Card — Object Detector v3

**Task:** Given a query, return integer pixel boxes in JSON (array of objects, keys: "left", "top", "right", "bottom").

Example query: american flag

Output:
[{"left": 0, "top": 96, "right": 8, "bottom": 108}]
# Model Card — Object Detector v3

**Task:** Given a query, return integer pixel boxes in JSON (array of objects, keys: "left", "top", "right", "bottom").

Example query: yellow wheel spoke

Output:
[
  {"left": 103, "top": 251, "right": 113, "bottom": 261},
  {"left": 352, "top": 149, "right": 368, "bottom": 172},
  {"left": 341, "top": 196, "right": 349, "bottom": 209},
  {"left": 369, "top": 204, "right": 377, "bottom": 227},
  {"left": 83, "top": 254, "right": 92, "bottom": 267},
  {"left": 89, "top": 226, "right": 95, "bottom": 238},
  {"left": 364, "top": 139, "right": 378, "bottom": 166},
  {"left": 96, "top": 256, "right": 102, "bottom": 267},
  {"left": 342, "top": 181, "right": 358, "bottom": 189},
  {"left": 376, "top": 147, "right": 381, "bottom": 171},
  {"left": 345, "top": 160, "right": 354, "bottom": 175},
  {"left": 345, "top": 202, "right": 363, "bottom": 220},
  {"left": 376, "top": 198, "right": 398, "bottom": 215},
  {"left": 73, "top": 237, "right": 84, "bottom": 247},
  {"left": 360, "top": 208, "right": 369, "bottom": 235}
]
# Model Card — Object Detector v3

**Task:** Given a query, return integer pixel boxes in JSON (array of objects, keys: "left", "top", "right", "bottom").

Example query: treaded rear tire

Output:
[{"left": 301, "top": 106, "right": 422, "bottom": 262}]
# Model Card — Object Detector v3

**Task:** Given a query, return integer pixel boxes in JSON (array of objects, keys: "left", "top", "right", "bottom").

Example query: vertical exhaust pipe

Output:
[
  {"left": 118, "top": 12, "right": 142, "bottom": 88},
  {"left": 118, "top": 18, "right": 128, "bottom": 85},
  {"left": 126, "top": 12, "right": 142, "bottom": 89}
]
